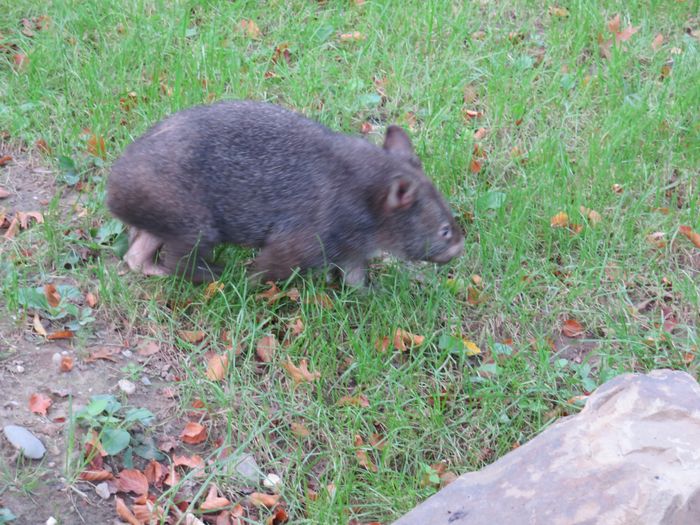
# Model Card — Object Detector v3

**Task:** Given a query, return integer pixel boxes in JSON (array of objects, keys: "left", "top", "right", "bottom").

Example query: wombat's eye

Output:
[{"left": 439, "top": 224, "right": 452, "bottom": 239}]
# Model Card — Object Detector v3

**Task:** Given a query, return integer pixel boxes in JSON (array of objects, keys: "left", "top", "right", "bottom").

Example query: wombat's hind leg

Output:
[
  {"left": 158, "top": 237, "right": 222, "bottom": 284},
  {"left": 124, "top": 229, "right": 165, "bottom": 274}
]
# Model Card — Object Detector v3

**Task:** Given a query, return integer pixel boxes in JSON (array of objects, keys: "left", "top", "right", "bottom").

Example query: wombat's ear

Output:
[
  {"left": 383, "top": 125, "right": 414, "bottom": 156},
  {"left": 385, "top": 177, "right": 418, "bottom": 211}
]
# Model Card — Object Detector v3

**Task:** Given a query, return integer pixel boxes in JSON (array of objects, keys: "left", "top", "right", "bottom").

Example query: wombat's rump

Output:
[{"left": 107, "top": 100, "right": 463, "bottom": 285}]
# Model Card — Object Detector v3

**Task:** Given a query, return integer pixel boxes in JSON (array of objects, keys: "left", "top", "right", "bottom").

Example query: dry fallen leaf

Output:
[
  {"left": 290, "top": 421, "right": 311, "bottom": 438},
  {"left": 562, "top": 319, "right": 585, "bottom": 338},
  {"left": 164, "top": 462, "right": 180, "bottom": 487},
  {"left": 13, "top": 53, "right": 29, "bottom": 70},
  {"left": 85, "top": 346, "right": 120, "bottom": 363},
  {"left": 144, "top": 460, "right": 167, "bottom": 487},
  {"left": 474, "top": 127, "right": 488, "bottom": 140},
  {"left": 43, "top": 284, "right": 61, "bottom": 307},
  {"left": 79, "top": 469, "right": 114, "bottom": 481},
  {"left": 178, "top": 330, "right": 206, "bottom": 344},
  {"left": 679, "top": 226, "right": 700, "bottom": 248},
  {"left": 16, "top": 210, "right": 44, "bottom": 229},
  {"left": 240, "top": 19, "right": 261, "bottom": 39},
  {"left": 549, "top": 6, "right": 570, "bottom": 17},
  {"left": 33, "top": 314, "right": 47, "bottom": 337},
  {"left": 282, "top": 358, "right": 321, "bottom": 384},
  {"left": 137, "top": 341, "right": 160, "bottom": 356},
  {"left": 204, "top": 281, "right": 224, "bottom": 301},
  {"left": 174, "top": 454, "right": 205, "bottom": 472},
  {"left": 59, "top": 355, "right": 74, "bottom": 372},
  {"left": 368, "top": 432, "right": 387, "bottom": 450},
  {"left": 47, "top": 330, "right": 74, "bottom": 340},
  {"left": 181, "top": 422, "right": 208, "bottom": 444},
  {"left": 256, "top": 335, "right": 278, "bottom": 363},
  {"left": 117, "top": 468, "right": 149, "bottom": 495},
  {"left": 266, "top": 506, "right": 289, "bottom": 525},
  {"left": 337, "top": 395, "right": 370, "bottom": 407},
  {"left": 462, "top": 338, "right": 481, "bottom": 356},
  {"left": 579, "top": 206, "right": 602, "bottom": 226},
  {"left": 85, "top": 291, "right": 98, "bottom": 308},
  {"left": 115, "top": 496, "right": 141, "bottom": 525},
  {"left": 340, "top": 31, "right": 364, "bottom": 41},
  {"left": 651, "top": 33, "right": 664, "bottom": 51},
  {"left": 206, "top": 353, "right": 229, "bottom": 381},
  {"left": 200, "top": 484, "right": 231, "bottom": 512},
  {"left": 463, "top": 84, "right": 478, "bottom": 104},
  {"left": 29, "top": 392, "right": 52, "bottom": 416},
  {"left": 393, "top": 329, "right": 425, "bottom": 351},
  {"left": 469, "top": 159, "right": 482, "bottom": 174},
  {"left": 646, "top": 231, "right": 666, "bottom": 249},
  {"left": 248, "top": 492, "right": 281, "bottom": 508},
  {"left": 354, "top": 435, "right": 378, "bottom": 473},
  {"left": 287, "top": 318, "right": 304, "bottom": 336},
  {"left": 87, "top": 134, "right": 106, "bottom": 159},
  {"left": 0, "top": 155, "right": 13, "bottom": 167},
  {"left": 550, "top": 212, "right": 569, "bottom": 228}
]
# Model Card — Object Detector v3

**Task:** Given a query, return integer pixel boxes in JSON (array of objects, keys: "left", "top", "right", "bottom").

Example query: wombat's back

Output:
[{"left": 107, "top": 101, "right": 350, "bottom": 247}]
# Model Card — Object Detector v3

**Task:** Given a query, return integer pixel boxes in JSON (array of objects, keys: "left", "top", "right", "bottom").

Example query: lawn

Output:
[{"left": 1, "top": 0, "right": 699, "bottom": 523}]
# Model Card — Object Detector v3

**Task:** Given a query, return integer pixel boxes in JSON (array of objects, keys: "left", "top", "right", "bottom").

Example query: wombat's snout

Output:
[{"left": 431, "top": 235, "right": 464, "bottom": 264}]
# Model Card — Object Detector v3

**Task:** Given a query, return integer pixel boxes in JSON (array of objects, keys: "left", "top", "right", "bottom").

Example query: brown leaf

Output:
[
  {"left": 181, "top": 422, "right": 208, "bottom": 444},
  {"left": 612, "top": 183, "right": 623, "bottom": 194},
  {"left": 13, "top": 53, "right": 29, "bottom": 70},
  {"left": 368, "top": 432, "right": 387, "bottom": 450},
  {"left": 287, "top": 318, "right": 304, "bottom": 336},
  {"left": 240, "top": 19, "right": 261, "bottom": 39},
  {"left": 178, "top": 330, "right": 206, "bottom": 344},
  {"left": 33, "top": 314, "right": 47, "bottom": 337},
  {"left": 615, "top": 24, "right": 639, "bottom": 43},
  {"left": 85, "top": 291, "right": 98, "bottom": 307},
  {"left": 579, "top": 206, "right": 602, "bottom": 226},
  {"left": 360, "top": 122, "right": 373, "bottom": 134},
  {"left": 281, "top": 358, "right": 320, "bottom": 384},
  {"left": 290, "top": 422, "right": 311, "bottom": 438},
  {"left": 646, "top": 231, "right": 666, "bottom": 249},
  {"left": 562, "top": 319, "right": 585, "bottom": 338},
  {"left": 256, "top": 335, "right": 278, "bottom": 363},
  {"left": 35, "top": 138, "right": 51, "bottom": 154},
  {"left": 144, "top": 460, "right": 167, "bottom": 487},
  {"left": 204, "top": 281, "right": 224, "bottom": 300},
  {"left": 87, "top": 134, "right": 106, "bottom": 159},
  {"left": 16, "top": 210, "right": 44, "bottom": 229},
  {"left": 679, "top": 226, "right": 700, "bottom": 248},
  {"left": 85, "top": 346, "right": 120, "bottom": 363},
  {"left": 463, "top": 84, "right": 478, "bottom": 104},
  {"left": 469, "top": 158, "right": 482, "bottom": 174},
  {"left": 29, "top": 392, "right": 52, "bottom": 415},
  {"left": 201, "top": 484, "right": 231, "bottom": 512},
  {"left": 116, "top": 468, "right": 149, "bottom": 495},
  {"left": 44, "top": 284, "right": 61, "bottom": 307},
  {"left": 174, "top": 454, "right": 205, "bottom": 473},
  {"left": 392, "top": 329, "right": 425, "bottom": 352},
  {"left": 266, "top": 506, "right": 289, "bottom": 525},
  {"left": 354, "top": 435, "right": 378, "bottom": 472},
  {"left": 337, "top": 395, "right": 370, "bottom": 408},
  {"left": 549, "top": 6, "right": 569, "bottom": 17},
  {"left": 463, "top": 109, "right": 482, "bottom": 119},
  {"left": 133, "top": 501, "right": 164, "bottom": 524},
  {"left": 248, "top": 492, "right": 281, "bottom": 508},
  {"left": 0, "top": 155, "right": 12, "bottom": 167},
  {"left": 164, "top": 462, "right": 180, "bottom": 486},
  {"left": 206, "top": 353, "right": 229, "bottom": 381},
  {"left": 651, "top": 33, "right": 664, "bottom": 51},
  {"left": 59, "top": 355, "right": 74, "bottom": 372},
  {"left": 79, "top": 469, "right": 114, "bottom": 481},
  {"left": 550, "top": 212, "right": 569, "bottom": 228},
  {"left": 340, "top": 31, "right": 364, "bottom": 41},
  {"left": 607, "top": 14, "right": 621, "bottom": 34},
  {"left": 272, "top": 43, "right": 292, "bottom": 65},
  {"left": 137, "top": 341, "right": 160, "bottom": 356},
  {"left": 47, "top": 330, "right": 74, "bottom": 340},
  {"left": 3, "top": 216, "right": 20, "bottom": 239},
  {"left": 473, "top": 127, "right": 488, "bottom": 140},
  {"left": 115, "top": 496, "right": 141, "bottom": 525}
]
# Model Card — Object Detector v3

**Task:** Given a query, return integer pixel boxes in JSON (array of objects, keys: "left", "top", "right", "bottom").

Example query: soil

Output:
[{"left": 0, "top": 146, "right": 178, "bottom": 525}]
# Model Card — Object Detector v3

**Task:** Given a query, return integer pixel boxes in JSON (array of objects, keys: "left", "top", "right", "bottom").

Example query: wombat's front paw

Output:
[{"left": 340, "top": 265, "right": 368, "bottom": 288}]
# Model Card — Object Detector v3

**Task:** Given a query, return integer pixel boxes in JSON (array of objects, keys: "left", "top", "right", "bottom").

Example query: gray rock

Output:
[
  {"left": 95, "top": 481, "right": 111, "bottom": 500},
  {"left": 3, "top": 425, "right": 47, "bottom": 459},
  {"left": 118, "top": 379, "right": 136, "bottom": 395},
  {"left": 393, "top": 369, "right": 700, "bottom": 525},
  {"left": 229, "top": 453, "right": 261, "bottom": 483}
]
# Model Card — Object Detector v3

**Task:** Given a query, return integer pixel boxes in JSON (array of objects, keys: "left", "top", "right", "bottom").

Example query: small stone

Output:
[
  {"left": 118, "top": 379, "right": 136, "bottom": 395},
  {"left": 15, "top": 365, "right": 25, "bottom": 373},
  {"left": 52, "top": 353, "right": 62, "bottom": 366},
  {"left": 46, "top": 518, "right": 57, "bottom": 525},
  {"left": 140, "top": 376, "right": 151, "bottom": 386},
  {"left": 122, "top": 349, "right": 133, "bottom": 358},
  {"left": 3, "top": 425, "right": 47, "bottom": 459},
  {"left": 263, "top": 473, "right": 282, "bottom": 490},
  {"left": 95, "top": 481, "right": 110, "bottom": 499},
  {"left": 231, "top": 453, "right": 260, "bottom": 483}
]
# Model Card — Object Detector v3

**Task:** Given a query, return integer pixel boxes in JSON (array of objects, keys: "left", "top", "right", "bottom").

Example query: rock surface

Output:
[
  {"left": 393, "top": 369, "right": 700, "bottom": 525},
  {"left": 3, "top": 424, "right": 47, "bottom": 459}
]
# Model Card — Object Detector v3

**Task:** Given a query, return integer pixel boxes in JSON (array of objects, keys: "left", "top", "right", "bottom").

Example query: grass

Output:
[{"left": 1, "top": 0, "right": 699, "bottom": 523}]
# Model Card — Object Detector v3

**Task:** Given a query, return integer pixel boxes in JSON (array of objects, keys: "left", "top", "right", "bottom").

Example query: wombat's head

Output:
[{"left": 374, "top": 126, "right": 464, "bottom": 265}]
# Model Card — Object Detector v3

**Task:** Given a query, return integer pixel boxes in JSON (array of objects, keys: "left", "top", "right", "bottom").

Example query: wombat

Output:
[{"left": 106, "top": 100, "right": 464, "bottom": 286}]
